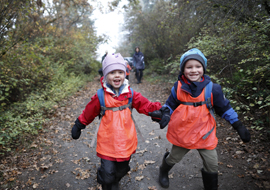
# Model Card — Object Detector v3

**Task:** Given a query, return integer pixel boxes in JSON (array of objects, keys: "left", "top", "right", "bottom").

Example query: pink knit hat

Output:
[{"left": 102, "top": 53, "right": 126, "bottom": 79}]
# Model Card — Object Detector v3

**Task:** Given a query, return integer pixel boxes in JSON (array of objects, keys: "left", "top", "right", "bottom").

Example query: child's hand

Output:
[
  {"left": 149, "top": 107, "right": 171, "bottom": 129},
  {"left": 71, "top": 125, "right": 81, "bottom": 139},
  {"left": 149, "top": 110, "right": 162, "bottom": 122},
  {"left": 232, "top": 121, "right": 251, "bottom": 142},
  {"left": 71, "top": 118, "right": 86, "bottom": 140},
  {"left": 159, "top": 107, "right": 171, "bottom": 129}
]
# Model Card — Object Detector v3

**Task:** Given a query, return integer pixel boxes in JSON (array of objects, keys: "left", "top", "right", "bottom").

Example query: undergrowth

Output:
[{"left": 0, "top": 66, "right": 95, "bottom": 155}]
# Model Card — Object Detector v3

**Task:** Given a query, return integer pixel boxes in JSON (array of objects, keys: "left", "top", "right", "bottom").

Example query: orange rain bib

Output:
[
  {"left": 96, "top": 92, "right": 137, "bottom": 158},
  {"left": 167, "top": 81, "right": 217, "bottom": 150}
]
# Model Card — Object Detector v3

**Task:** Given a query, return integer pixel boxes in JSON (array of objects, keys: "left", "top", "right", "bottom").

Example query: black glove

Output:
[
  {"left": 71, "top": 118, "right": 86, "bottom": 139},
  {"left": 148, "top": 110, "right": 162, "bottom": 122},
  {"left": 159, "top": 107, "right": 171, "bottom": 129},
  {"left": 232, "top": 120, "right": 251, "bottom": 142}
]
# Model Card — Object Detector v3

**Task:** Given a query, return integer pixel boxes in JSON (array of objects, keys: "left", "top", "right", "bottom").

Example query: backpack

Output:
[
  {"left": 97, "top": 88, "right": 134, "bottom": 117},
  {"left": 171, "top": 81, "right": 215, "bottom": 139}
]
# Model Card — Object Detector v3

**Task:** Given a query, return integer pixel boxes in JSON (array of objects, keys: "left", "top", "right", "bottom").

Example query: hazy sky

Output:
[{"left": 91, "top": 0, "right": 128, "bottom": 62}]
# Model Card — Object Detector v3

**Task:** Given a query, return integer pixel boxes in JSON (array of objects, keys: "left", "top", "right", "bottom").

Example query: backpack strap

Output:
[
  {"left": 97, "top": 88, "right": 106, "bottom": 116},
  {"left": 98, "top": 88, "right": 133, "bottom": 117},
  {"left": 202, "top": 81, "right": 215, "bottom": 139},
  {"left": 128, "top": 88, "right": 133, "bottom": 108},
  {"left": 204, "top": 81, "right": 215, "bottom": 119}
]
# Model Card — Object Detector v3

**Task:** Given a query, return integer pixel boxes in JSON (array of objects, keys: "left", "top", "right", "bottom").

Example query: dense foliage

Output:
[
  {"left": 117, "top": 0, "right": 270, "bottom": 132},
  {"left": 0, "top": 0, "right": 102, "bottom": 153}
]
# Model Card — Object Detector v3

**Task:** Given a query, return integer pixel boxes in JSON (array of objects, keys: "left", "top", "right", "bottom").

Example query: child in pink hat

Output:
[{"left": 71, "top": 53, "right": 162, "bottom": 190}]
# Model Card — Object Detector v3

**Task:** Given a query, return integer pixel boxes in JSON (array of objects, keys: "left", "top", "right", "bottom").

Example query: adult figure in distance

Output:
[{"left": 133, "top": 47, "right": 145, "bottom": 84}]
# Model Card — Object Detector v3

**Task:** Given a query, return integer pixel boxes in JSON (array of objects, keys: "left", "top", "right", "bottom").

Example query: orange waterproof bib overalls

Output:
[
  {"left": 167, "top": 81, "right": 218, "bottom": 150},
  {"left": 96, "top": 92, "right": 137, "bottom": 158}
]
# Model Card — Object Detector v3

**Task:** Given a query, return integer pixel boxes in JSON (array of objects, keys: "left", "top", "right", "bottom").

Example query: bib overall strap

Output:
[
  {"left": 100, "top": 102, "right": 132, "bottom": 112},
  {"left": 178, "top": 100, "right": 208, "bottom": 107}
]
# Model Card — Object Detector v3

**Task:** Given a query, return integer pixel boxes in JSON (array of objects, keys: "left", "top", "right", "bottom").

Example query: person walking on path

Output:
[
  {"left": 149, "top": 48, "right": 251, "bottom": 190},
  {"left": 132, "top": 47, "right": 144, "bottom": 84},
  {"left": 71, "top": 53, "right": 162, "bottom": 190},
  {"left": 125, "top": 60, "right": 132, "bottom": 80}
]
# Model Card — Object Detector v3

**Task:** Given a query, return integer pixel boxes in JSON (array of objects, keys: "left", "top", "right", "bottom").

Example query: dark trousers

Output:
[
  {"left": 136, "top": 69, "right": 143, "bottom": 83},
  {"left": 97, "top": 159, "right": 130, "bottom": 185},
  {"left": 126, "top": 75, "right": 129, "bottom": 80}
]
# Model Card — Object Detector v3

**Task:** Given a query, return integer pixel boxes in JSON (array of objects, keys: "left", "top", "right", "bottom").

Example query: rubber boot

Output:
[
  {"left": 201, "top": 168, "right": 218, "bottom": 190},
  {"left": 159, "top": 152, "right": 174, "bottom": 188},
  {"left": 111, "top": 182, "right": 119, "bottom": 190},
  {"left": 102, "top": 184, "right": 112, "bottom": 190}
]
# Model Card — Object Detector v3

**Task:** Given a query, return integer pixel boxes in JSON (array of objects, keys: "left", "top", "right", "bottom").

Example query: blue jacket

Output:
[
  {"left": 164, "top": 74, "right": 238, "bottom": 124},
  {"left": 133, "top": 52, "right": 144, "bottom": 70}
]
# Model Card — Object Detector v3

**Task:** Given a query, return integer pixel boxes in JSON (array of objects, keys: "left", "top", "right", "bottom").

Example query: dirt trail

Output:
[{"left": 7, "top": 72, "right": 267, "bottom": 189}]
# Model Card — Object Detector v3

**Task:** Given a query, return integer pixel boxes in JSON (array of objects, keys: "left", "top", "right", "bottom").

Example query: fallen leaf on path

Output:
[
  {"left": 144, "top": 160, "right": 155, "bottom": 165},
  {"left": 26, "top": 177, "right": 35, "bottom": 186},
  {"left": 40, "top": 165, "right": 49, "bottom": 172},
  {"left": 227, "top": 164, "right": 233, "bottom": 168},
  {"left": 257, "top": 170, "right": 263, "bottom": 174},
  {"left": 83, "top": 157, "right": 91, "bottom": 162},
  {"left": 235, "top": 151, "right": 244, "bottom": 154},
  {"left": 154, "top": 143, "right": 160, "bottom": 147},
  {"left": 52, "top": 148, "right": 58, "bottom": 154},
  {"left": 73, "top": 168, "right": 91, "bottom": 179},
  {"left": 8, "top": 177, "right": 15, "bottom": 181},
  {"left": 49, "top": 170, "right": 58, "bottom": 174},
  {"left": 169, "top": 172, "right": 174, "bottom": 178},
  {"left": 66, "top": 183, "right": 70, "bottom": 187},
  {"left": 41, "top": 174, "right": 48, "bottom": 179},
  {"left": 253, "top": 163, "right": 260, "bottom": 169},
  {"left": 30, "top": 143, "right": 38, "bottom": 148},
  {"left": 55, "top": 158, "right": 63, "bottom": 163},
  {"left": 149, "top": 136, "right": 159, "bottom": 140},
  {"left": 135, "top": 176, "right": 144, "bottom": 181},
  {"left": 148, "top": 186, "right": 158, "bottom": 190},
  {"left": 71, "top": 159, "right": 81, "bottom": 164},
  {"left": 138, "top": 164, "right": 146, "bottom": 170},
  {"left": 33, "top": 183, "right": 39, "bottom": 188},
  {"left": 136, "top": 148, "right": 147, "bottom": 155}
]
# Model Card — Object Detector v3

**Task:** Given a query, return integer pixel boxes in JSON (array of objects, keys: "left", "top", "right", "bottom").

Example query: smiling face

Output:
[
  {"left": 106, "top": 70, "right": 125, "bottom": 89},
  {"left": 183, "top": 59, "right": 204, "bottom": 82}
]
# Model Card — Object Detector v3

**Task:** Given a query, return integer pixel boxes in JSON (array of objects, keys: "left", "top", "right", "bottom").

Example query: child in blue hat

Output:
[{"left": 149, "top": 48, "right": 250, "bottom": 190}]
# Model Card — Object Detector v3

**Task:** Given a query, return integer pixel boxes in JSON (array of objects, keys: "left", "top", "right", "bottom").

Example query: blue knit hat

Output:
[{"left": 180, "top": 48, "right": 207, "bottom": 73}]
